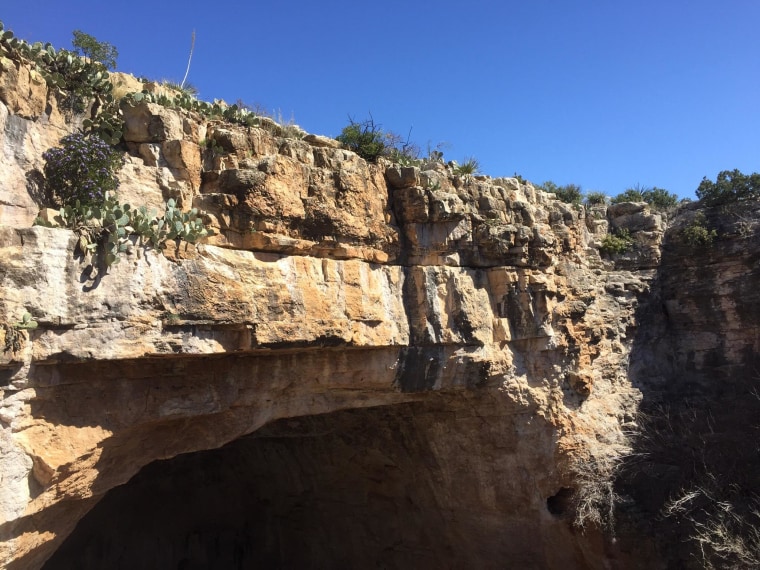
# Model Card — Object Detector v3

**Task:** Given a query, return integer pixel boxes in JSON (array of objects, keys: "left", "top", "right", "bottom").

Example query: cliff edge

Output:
[{"left": 0, "top": 49, "right": 756, "bottom": 569}]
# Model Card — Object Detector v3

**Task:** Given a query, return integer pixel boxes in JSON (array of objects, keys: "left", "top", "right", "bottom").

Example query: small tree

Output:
[
  {"left": 71, "top": 30, "right": 118, "bottom": 70},
  {"left": 696, "top": 169, "right": 760, "bottom": 206}
]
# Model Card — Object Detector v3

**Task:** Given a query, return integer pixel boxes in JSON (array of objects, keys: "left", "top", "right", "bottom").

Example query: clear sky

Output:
[{"left": 3, "top": 1, "right": 759, "bottom": 198}]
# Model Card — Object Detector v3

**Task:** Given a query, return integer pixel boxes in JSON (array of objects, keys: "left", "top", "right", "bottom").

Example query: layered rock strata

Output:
[{"left": 0, "top": 60, "right": 671, "bottom": 569}]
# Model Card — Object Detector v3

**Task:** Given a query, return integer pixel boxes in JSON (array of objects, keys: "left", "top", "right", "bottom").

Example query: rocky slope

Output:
[{"left": 0, "top": 55, "right": 755, "bottom": 569}]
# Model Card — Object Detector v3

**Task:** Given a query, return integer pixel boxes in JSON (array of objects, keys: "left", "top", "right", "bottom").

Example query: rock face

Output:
[
  {"left": 0, "top": 58, "right": 755, "bottom": 569},
  {"left": 614, "top": 201, "right": 760, "bottom": 568}
]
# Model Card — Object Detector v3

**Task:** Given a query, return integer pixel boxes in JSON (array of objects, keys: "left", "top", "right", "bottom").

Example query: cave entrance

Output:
[
  {"left": 45, "top": 403, "right": 455, "bottom": 569},
  {"left": 43, "top": 400, "right": 582, "bottom": 569}
]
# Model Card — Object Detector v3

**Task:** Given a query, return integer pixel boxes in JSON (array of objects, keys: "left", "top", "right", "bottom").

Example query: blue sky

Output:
[{"left": 3, "top": 1, "right": 759, "bottom": 198}]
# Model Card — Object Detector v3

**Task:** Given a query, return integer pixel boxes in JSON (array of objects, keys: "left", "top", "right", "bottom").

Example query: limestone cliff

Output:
[{"left": 0, "top": 54, "right": 755, "bottom": 570}]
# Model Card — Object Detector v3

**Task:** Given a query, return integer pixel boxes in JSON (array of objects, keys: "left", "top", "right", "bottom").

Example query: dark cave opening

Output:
[{"left": 43, "top": 400, "right": 584, "bottom": 570}]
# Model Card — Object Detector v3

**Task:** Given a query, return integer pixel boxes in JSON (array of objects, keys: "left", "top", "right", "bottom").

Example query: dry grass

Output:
[
  {"left": 569, "top": 449, "right": 625, "bottom": 532},
  {"left": 665, "top": 481, "right": 760, "bottom": 569}
]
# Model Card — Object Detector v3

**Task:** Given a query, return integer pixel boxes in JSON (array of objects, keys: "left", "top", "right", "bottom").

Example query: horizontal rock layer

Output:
[{"left": 0, "top": 58, "right": 694, "bottom": 569}]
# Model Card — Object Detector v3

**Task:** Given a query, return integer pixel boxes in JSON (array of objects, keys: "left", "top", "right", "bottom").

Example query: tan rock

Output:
[
  {"left": 0, "top": 97, "right": 74, "bottom": 228},
  {"left": 115, "top": 155, "right": 167, "bottom": 213},
  {"left": 36, "top": 208, "right": 62, "bottom": 226},
  {"left": 0, "top": 57, "right": 686, "bottom": 570},
  {"left": 109, "top": 72, "right": 144, "bottom": 100},
  {"left": 162, "top": 140, "right": 202, "bottom": 188},
  {"left": 0, "top": 56, "right": 48, "bottom": 119},
  {"left": 121, "top": 101, "right": 184, "bottom": 143},
  {"left": 385, "top": 165, "right": 420, "bottom": 189},
  {"left": 303, "top": 133, "right": 341, "bottom": 148}
]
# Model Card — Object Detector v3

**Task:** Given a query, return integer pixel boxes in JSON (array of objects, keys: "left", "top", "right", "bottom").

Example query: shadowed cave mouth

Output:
[
  {"left": 43, "top": 400, "right": 575, "bottom": 569},
  {"left": 47, "top": 402, "right": 509, "bottom": 569}
]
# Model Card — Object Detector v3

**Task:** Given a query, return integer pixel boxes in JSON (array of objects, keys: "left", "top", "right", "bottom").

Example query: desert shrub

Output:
[
  {"left": 541, "top": 181, "right": 583, "bottom": 205},
  {"left": 385, "top": 131, "right": 420, "bottom": 165},
  {"left": 641, "top": 187, "right": 678, "bottom": 210},
  {"left": 42, "top": 133, "right": 124, "bottom": 207},
  {"left": 600, "top": 228, "right": 634, "bottom": 254},
  {"left": 632, "top": 399, "right": 760, "bottom": 569},
  {"left": 336, "top": 118, "right": 387, "bottom": 162},
  {"left": 682, "top": 212, "right": 717, "bottom": 245},
  {"left": 585, "top": 191, "right": 608, "bottom": 206},
  {"left": 336, "top": 116, "right": 418, "bottom": 164},
  {"left": 125, "top": 92, "right": 259, "bottom": 128},
  {"left": 453, "top": 157, "right": 480, "bottom": 177},
  {"left": 612, "top": 186, "right": 678, "bottom": 211},
  {"left": 570, "top": 452, "right": 624, "bottom": 531},
  {"left": 611, "top": 188, "right": 644, "bottom": 204},
  {"left": 696, "top": 169, "right": 760, "bottom": 206},
  {"left": 43, "top": 133, "right": 211, "bottom": 269},
  {"left": 2, "top": 24, "right": 114, "bottom": 114},
  {"left": 665, "top": 483, "right": 760, "bottom": 570}
]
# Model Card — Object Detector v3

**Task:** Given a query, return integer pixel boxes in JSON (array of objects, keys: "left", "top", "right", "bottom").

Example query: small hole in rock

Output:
[{"left": 546, "top": 487, "right": 575, "bottom": 516}]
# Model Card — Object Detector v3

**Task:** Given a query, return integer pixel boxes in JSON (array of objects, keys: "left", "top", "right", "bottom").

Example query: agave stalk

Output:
[{"left": 180, "top": 29, "right": 195, "bottom": 90}]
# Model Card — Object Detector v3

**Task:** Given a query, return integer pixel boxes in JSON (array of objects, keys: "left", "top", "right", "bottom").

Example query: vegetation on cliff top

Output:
[
  {"left": 71, "top": 29, "right": 118, "bottom": 70},
  {"left": 696, "top": 169, "right": 760, "bottom": 206}
]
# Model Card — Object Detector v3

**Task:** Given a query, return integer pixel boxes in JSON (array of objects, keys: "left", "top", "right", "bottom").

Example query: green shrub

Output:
[
  {"left": 600, "top": 228, "right": 634, "bottom": 254},
  {"left": 610, "top": 188, "right": 644, "bottom": 204},
  {"left": 641, "top": 187, "right": 678, "bottom": 210},
  {"left": 541, "top": 181, "right": 583, "bottom": 205},
  {"left": 72, "top": 30, "right": 118, "bottom": 70},
  {"left": 336, "top": 117, "right": 388, "bottom": 162},
  {"left": 42, "top": 133, "right": 124, "bottom": 207},
  {"left": 585, "top": 191, "right": 608, "bottom": 206},
  {"left": 335, "top": 116, "right": 418, "bottom": 164},
  {"left": 682, "top": 212, "right": 717, "bottom": 245},
  {"left": 696, "top": 169, "right": 760, "bottom": 206},
  {"left": 612, "top": 186, "right": 678, "bottom": 211}
]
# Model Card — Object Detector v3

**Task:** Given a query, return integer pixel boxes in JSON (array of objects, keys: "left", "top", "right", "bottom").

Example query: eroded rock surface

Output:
[{"left": 0, "top": 59, "right": 694, "bottom": 569}]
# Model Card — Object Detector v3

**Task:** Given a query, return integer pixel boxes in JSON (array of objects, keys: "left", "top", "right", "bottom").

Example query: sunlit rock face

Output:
[{"left": 7, "top": 56, "right": 757, "bottom": 570}]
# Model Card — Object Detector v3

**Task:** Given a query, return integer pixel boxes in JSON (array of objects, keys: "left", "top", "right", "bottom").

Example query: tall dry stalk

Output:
[{"left": 180, "top": 30, "right": 196, "bottom": 89}]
